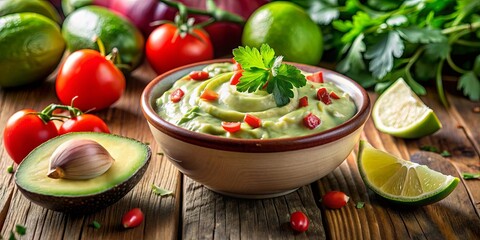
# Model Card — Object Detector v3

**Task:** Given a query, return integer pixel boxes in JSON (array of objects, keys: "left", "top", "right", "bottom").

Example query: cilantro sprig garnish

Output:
[{"left": 233, "top": 44, "right": 306, "bottom": 107}]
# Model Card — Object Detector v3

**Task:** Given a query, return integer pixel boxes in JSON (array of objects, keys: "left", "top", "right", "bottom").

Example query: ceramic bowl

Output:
[{"left": 141, "top": 59, "right": 371, "bottom": 199}]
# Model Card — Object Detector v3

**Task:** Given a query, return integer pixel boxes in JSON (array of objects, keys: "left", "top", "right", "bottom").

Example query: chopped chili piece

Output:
[
  {"left": 298, "top": 96, "right": 309, "bottom": 108},
  {"left": 170, "top": 89, "right": 184, "bottom": 103},
  {"left": 222, "top": 122, "right": 241, "bottom": 133},
  {"left": 329, "top": 91, "right": 340, "bottom": 99},
  {"left": 303, "top": 113, "right": 321, "bottom": 129},
  {"left": 230, "top": 70, "right": 243, "bottom": 85},
  {"left": 200, "top": 89, "right": 219, "bottom": 101},
  {"left": 244, "top": 114, "right": 261, "bottom": 128},
  {"left": 232, "top": 58, "right": 242, "bottom": 71},
  {"left": 189, "top": 71, "right": 210, "bottom": 80},
  {"left": 317, "top": 87, "right": 332, "bottom": 105},
  {"left": 306, "top": 71, "right": 324, "bottom": 83}
]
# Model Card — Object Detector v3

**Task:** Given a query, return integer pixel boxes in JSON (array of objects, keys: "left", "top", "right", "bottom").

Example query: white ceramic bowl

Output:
[{"left": 141, "top": 59, "right": 371, "bottom": 198}]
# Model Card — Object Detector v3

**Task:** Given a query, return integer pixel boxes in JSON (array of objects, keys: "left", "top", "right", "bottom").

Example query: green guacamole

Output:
[{"left": 156, "top": 63, "right": 357, "bottom": 139}]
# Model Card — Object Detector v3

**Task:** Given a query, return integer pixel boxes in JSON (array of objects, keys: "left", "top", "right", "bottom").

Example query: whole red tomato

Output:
[
  {"left": 55, "top": 49, "right": 126, "bottom": 112},
  {"left": 58, "top": 114, "right": 110, "bottom": 134},
  {"left": 146, "top": 23, "right": 214, "bottom": 74},
  {"left": 3, "top": 110, "right": 58, "bottom": 164}
]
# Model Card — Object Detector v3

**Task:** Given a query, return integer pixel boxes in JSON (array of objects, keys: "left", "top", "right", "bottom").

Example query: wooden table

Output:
[{"left": 1, "top": 62, "right": 479, "bottom": 239}]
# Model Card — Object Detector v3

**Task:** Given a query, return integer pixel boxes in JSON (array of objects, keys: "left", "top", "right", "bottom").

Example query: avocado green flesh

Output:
[
  {"left": 156, "top": 63, "right": 357, "bottom": 139},
  {"left": 15, "top": 132, "right": 150, "bottom": 196}
]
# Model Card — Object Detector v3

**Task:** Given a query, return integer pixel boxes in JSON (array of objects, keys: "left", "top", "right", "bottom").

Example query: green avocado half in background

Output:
[
  {"left": 62, "top": 6, "right": 145, "bottom": 72},
  {"left": 0, "top": 13, "right": 65, "bottom": 88}
]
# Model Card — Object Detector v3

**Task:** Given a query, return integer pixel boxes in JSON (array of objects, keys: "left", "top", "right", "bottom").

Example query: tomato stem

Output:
[{"left": 158, "top": 0, "right": 244, "bottom": 27}]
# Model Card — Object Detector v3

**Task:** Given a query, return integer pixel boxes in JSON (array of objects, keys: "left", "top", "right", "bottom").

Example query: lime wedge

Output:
[
  {"left": 372, "top": 78, "right": 442, "bottom": 138},
  {"left": 357, "top": 140, "right": 459, "bottom": 205}
]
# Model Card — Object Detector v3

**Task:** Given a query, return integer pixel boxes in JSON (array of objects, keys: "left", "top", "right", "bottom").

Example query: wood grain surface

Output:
[{"left": 0, "top": 62, "right": 479, "bottom": 239}]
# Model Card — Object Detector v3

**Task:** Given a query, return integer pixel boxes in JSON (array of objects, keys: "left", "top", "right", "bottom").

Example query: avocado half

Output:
[{"left": 14, "top": 132, "right": 151, "bottom": 213}]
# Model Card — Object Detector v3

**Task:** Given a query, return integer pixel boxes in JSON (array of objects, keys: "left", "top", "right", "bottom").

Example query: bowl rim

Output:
[{"left": 141, "top": 59, "right": 371, "bottom": 153}]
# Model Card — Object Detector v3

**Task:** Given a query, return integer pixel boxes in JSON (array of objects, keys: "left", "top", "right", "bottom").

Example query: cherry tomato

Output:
[
  {"left": 244, "top": 114, "right": 261, "bottom": 128},
  {"left": 230, "top": 70, "right": 243, "bottom": 85},
  {"left": 189, "top": 71, "right": 210, "bottom": 81},
  {"left": 221, "top": 122, "right": 241, "bottom": 133},
  {"left": 298, "top": 96, "right": 309, "bottom": 108},
  {"left": 322, "top": 191, "right": 350, "bottom": 209},
  {"left": 122, "top": 208, "right": 144, "bottom": 228},
  {"left": 306, "top": 71, "right": 324, "bottom": 83},
  {"left": 303, "top": 113, "right": 321, "bottom": 129},
  {"left": 3, "top": 109, "right": 58, "bottom": 164},
  {"left": 330, "top": 91, "right": 341, "bottom": 99},
  {"left": 200, "top": 89, "right": 219, "bottom": 101},
  {"left": 146, "top": 23, "right": 214, "bottom": 74},
  {"left": 290, "top": 211, "right": 309, "bottom": 232},
  {"left": 56, "top": 49, "right": 126, "bottom": 112},
  {"left": 317, "top": 88, "right": 332, "bottom": 105},
  {"left": 170, "top": 89, "right": 185, "bottom": 103},
  {"left": 58, "top": 114, "right": 110, "bottom": 135}
]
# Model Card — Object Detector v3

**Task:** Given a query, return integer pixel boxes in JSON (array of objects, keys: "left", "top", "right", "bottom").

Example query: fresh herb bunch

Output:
[
  {"left": 286, "top": 0, "right": 480, "bottom": 105},
  {"left": 233, "top": 44, "right": 306, "bottom": 107}
]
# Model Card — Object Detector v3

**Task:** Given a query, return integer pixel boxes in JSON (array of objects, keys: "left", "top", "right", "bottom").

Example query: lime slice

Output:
[
  {"left": 372, "top": 78, "right": 442, "bottom": 138},
  {"left": 357, "top": 140, "right": 459, "bottom": 205}
]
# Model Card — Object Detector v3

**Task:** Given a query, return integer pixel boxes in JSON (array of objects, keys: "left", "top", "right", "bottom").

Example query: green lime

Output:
[
  {"left": 0, "top": 0, "right": 61, "bottom": 23},
  {"left": 357, "top": 140, "right": 459, "bottom": 206},
  {"left": 242, "top": 1, "right": 323, "bottom": 65},
  {"left": 372, "top": 78, "right": 442, "bottom": 138},
  {"left": 62, "top": 6, "right": 144, "bottom": 70},
  {"left": 0, "top": 13, "right": 65, "bottom": 88}
]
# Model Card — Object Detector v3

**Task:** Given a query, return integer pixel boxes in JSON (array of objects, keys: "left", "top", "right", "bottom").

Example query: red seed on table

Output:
[
  {"left": 122, "top": 208, "right": 144, "bottom": 228},
  {"left": 290, "top": 211, "right": 309, "bottom": 232},
  {"left": 322, "top": 191, "right": 350, "bottom": 209}
]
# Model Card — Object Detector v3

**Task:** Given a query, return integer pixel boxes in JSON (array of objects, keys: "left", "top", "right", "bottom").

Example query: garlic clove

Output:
[{"left": 47, "top": 138, "right": 115, "bottom": 180}]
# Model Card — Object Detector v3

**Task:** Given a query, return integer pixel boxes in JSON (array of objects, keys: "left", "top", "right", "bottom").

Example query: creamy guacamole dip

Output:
[{"left": 156, "top": 63, "right": 357, "bottom": 139}]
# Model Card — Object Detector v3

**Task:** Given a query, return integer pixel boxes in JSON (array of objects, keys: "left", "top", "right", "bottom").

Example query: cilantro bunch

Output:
[
  {"left": 287, "top": 0, "right": 480, "bottom": 105},
  {"left": 233, "top": 44, "right": 306, "bottom": 107}
]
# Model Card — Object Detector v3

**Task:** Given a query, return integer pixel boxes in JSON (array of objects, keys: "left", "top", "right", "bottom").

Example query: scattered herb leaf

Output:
[
  {"left": 440, "top": 150, "right": 452, "bottom": 157},
  {"left": 420, "top": 145, "right": 439, "bottom": 153},
  {"left": 356, "top": 202, "right": 365, "bottom": 209},
  {"left": 233, "top": 44, "right": 306, "bottom": 107},
  {"left": 90, "top": 221, "right": 101, "bottom": 229},
  {"left": 14, "top": 225, "right": 26, "bottom": 236},
  {"left": 152, "top": 184, "right": 174, "bottom": 197},
  {"left": 8, "top": 231, "right": 15, "bottom": 240},
  {"left": 462, "top": 173, "right": 480, "bottom": 180},
  {"left": 7, "top": 165, "right": 14, "bottom": 174}
]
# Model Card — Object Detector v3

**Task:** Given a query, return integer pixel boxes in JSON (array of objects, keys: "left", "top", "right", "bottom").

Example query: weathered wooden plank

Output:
[
  {"left": 182, "top": 176, "right": 326, "bottom": 239},
  {"left": 0, "top": 65, "right": 182, "bottom": 239}
]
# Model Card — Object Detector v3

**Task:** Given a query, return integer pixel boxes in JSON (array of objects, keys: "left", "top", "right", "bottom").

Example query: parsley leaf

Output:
[
  {"left": 397, "top": 27, "right": 446, "bottom": 44},
  {"left": 233, "top": 44, "right": 306, "bottom": 107},
  {"left": 457, "top": 71, "right": 480, "bottom": 101},
  {"left": 365, "top": 31, "right": 405, "bottom": 79}
]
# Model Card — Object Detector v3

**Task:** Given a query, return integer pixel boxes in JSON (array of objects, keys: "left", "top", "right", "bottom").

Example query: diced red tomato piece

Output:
[
  {"left": 317, "top": 87, "right": 332, "bottom": 105},
  {"left": 306, "top": 71, "right": 324, "bottom": 83},
  {"left": 222, "top": 121, "right": 241, "bottom": 133},
  {"left": 230, "top": 70, "right": 243, "bottom": 85},
  {"left": 200, "top": 89, "right": 219, "bottom": 101},
  {"left": 189, "top": 71, "right": 210, "bottom": 80},
  {"left": 303, "top": 113, "right": 321, "bottom": 129},
  {"left": 330, "top": 91, "right": 340, "bottom": 99},
  {"left": 244, "top": 114, "right": 261, "bottom": 128},
  {"left": 298, "top": 96, "right": 309, "bottom": 108},
  {"left": 170, "top": 88, "right": 184, "bottom": 103}
]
